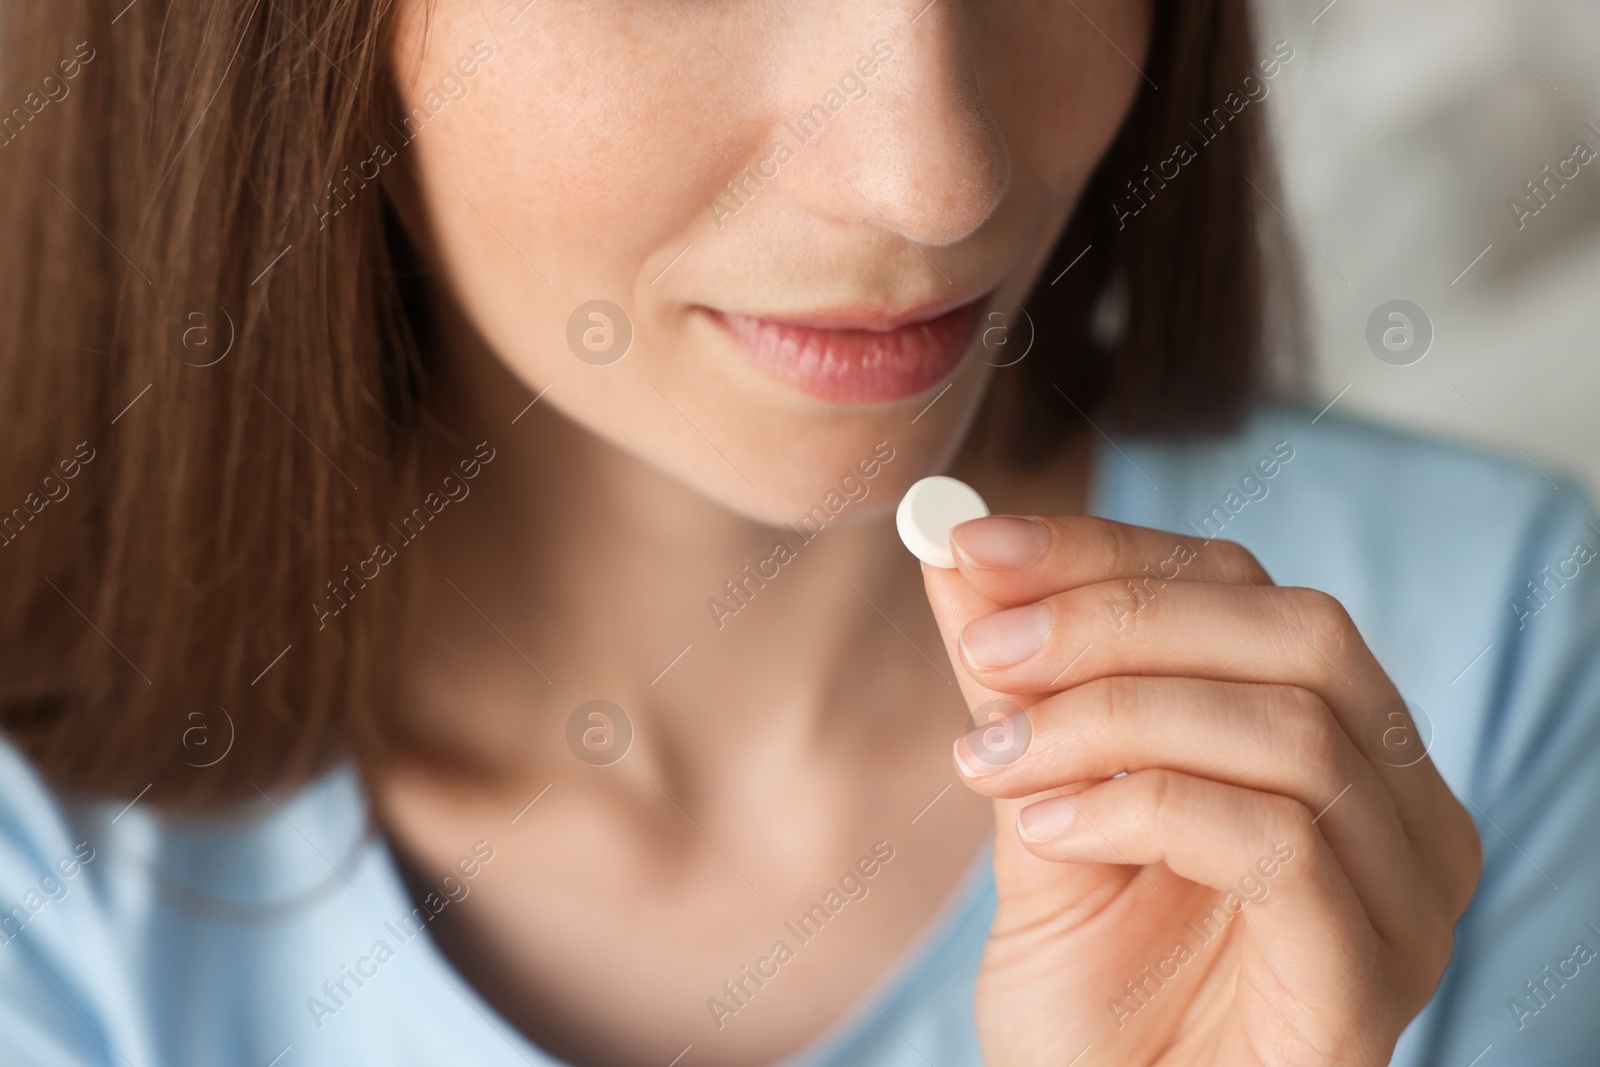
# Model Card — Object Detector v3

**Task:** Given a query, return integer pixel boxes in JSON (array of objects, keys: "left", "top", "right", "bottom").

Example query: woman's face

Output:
[{"left": 387, "top": 0, "right": 1149, "bottom": 522}]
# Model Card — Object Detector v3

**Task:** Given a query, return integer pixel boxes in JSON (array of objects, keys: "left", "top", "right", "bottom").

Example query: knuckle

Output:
[
  {"left": 1062, "top": 677, "right": 1121, "bottom": 746},
  {"left": 1406, "top": 912, "right": 1457, "bottom": 1001},
  {"left": 1052, "top": 678, "right": 1135, "bottom": 774},
  {"left": 1084, "top": 516, "right": 1146, "bottom": 583},
  {"left": 1271, "top": 687, "right": 1345, "bottom": 779},
  {"left": 1262, "top": 793, "right": 1317, "bottom": 856},
  {"left": 1448, "top": 808, "right": 1485, "bottom": 918},
  {"left": 1133, "top": 768, "right": 1180, "bottom": 834},
  {"left": 1091, "top": 578, "right": 1156, "bottom": 640},
  {"left": 1427, "top": 920, "right": 1458, "bottom": 985},
  {"left": 1205, "top": 538, "right": 1268, "bottom": 583},
  {"left": 1284, "top": 587, "right": 1361, "bottom": 661},
  {"left": 1096, "top": 675, "right": 1142, "bottom": 727}
]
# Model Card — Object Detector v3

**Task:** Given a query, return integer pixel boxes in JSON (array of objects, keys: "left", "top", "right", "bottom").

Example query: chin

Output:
[
  {"left": 752, "top": 377, "right": 999, "bottom": 528},
  {"left": 638, "top": 374, "right": 992, "bottom": 532}
]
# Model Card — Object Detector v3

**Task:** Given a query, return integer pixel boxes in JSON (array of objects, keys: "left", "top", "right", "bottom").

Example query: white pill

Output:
[{"left": 896, "top": 476, "right": 990, "bottom": 569}]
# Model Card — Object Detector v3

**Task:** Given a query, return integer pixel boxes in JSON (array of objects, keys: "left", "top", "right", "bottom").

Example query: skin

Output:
[
  {"left": 931, "top": 520, "right": 1481, "bottom": 1065},
  {"left": 372, "top": 2, "right": 1481, "bottom": 1065}
]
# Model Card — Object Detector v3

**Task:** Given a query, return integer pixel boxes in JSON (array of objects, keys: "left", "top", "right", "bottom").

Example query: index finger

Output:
[{"left": 948, "top": 514, "right": 1273, "bottom": 607}]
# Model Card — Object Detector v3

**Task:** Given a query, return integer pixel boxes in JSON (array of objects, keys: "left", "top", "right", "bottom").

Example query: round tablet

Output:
[{"left": 896, "top": 476, "right": 990, "bottom": 569}]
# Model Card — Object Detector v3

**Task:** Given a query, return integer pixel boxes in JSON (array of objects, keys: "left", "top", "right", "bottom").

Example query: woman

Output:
[{"left": 0, "top": 0, "right": 1595, "bottom": 1064}]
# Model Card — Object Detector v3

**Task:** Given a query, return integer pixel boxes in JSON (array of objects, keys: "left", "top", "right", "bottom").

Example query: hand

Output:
[{"left": 920, "top": 515, "right": 1482, "bottom": 1067}]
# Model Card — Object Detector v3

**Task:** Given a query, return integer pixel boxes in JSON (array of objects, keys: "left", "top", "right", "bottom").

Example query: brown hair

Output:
[{"left": 0, "top": 0, "right": 1296, "bottom": 807}]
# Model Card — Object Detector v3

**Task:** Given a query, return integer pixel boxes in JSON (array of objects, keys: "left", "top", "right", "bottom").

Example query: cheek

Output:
[
  {"left": 402, "top": 7, "right": 744, "bottom": 298},
  {"left": 395, "top": 5, "right": 759, "bottom": 421}
]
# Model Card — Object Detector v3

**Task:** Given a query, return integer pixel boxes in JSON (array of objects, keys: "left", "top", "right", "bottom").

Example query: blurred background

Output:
[{"left": 1252, "top": 0, "right": 1600, "bottom": 497}]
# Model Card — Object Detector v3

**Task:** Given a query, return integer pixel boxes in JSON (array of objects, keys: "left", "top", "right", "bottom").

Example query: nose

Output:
[{"left": 781, "top": 4, "right": 1011, "bottom": 249}]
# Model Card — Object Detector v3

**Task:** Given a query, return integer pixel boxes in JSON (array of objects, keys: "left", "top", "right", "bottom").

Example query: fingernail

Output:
[
  {"left": 955, "top": 701, "right": 1033, "bottom": 775},
  {"left": 952, "top": 731, "right": 994, "bottom": 777},
  {"left": 1017, "top": 796, "right": 1078, "bottom": 844},
  {"left": 961, "top": 602, "right": 1051, "bottom": 669},
  {"left": 951, "top": 516, "right": 1049, "bottom": 571}
]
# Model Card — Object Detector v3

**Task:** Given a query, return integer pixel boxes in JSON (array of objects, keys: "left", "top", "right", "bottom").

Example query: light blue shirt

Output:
[{"left": 3, "top": 407, "right": 1599, "bottom": 1066}]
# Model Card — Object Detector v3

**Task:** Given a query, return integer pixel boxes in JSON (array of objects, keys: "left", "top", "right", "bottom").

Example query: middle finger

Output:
[{"left": 954, "top": 579, "right": 1473, "bottom": 886}]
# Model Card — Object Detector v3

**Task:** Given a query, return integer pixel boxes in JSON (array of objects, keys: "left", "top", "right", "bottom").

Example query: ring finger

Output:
[{"left": 953, "top": 674, "right": 1435, "bottom": 939}]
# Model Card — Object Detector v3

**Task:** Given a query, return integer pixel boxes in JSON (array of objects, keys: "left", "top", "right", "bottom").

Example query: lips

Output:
[{"left": 708, "top": 296, "right": 991, "bottom": 405}]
